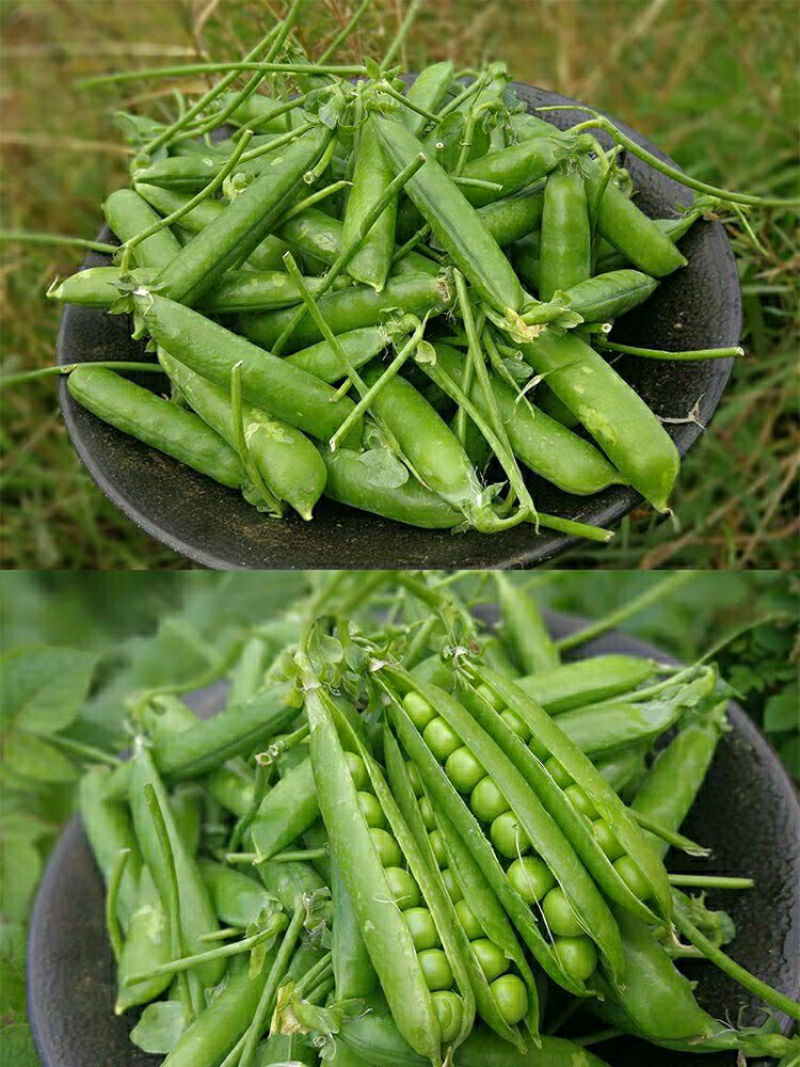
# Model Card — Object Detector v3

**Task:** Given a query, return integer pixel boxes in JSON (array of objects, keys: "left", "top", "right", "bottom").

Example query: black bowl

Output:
[
  {"left": 57, "top": 82, "right": 740, "bottom": 569},
  {"left": 28, "top": 614, "right": 799, "bottom": 1067}
]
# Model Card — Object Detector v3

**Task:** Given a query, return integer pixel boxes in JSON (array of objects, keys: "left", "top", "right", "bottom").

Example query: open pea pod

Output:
[
  {"left": 464, "top": 664, "right": 675, "bottom": 923},
  {"left": 383, "top": 724, "right": 537, "bottom": 1051}
]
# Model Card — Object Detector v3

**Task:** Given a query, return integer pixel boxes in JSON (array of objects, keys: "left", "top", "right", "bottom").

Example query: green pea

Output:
[
  {"left": 471, "top": 938, "right": 508, "bottom": 983},
  {"left": 507, "top": 856, "right": 555, "bottom": 904},
  {"left": 418, "top": 796, "right": 436, "bottom": 831},
  {"left": 357, "top": 791, "right": 385, "bottom": 829},
  {"left": 542, "top": 887, "right": 583, "bottom": 938},
  {"left": 564, "top": 783, "right": 597, "bottom": 819},
  {"left": 592, "top": 818, "right": 624, "bottom": 861},
  {"left": 404, "top": 907, "right": 440, "bottom": 951},
  {"left": 441, "top": 867, "right": 464, "bottom": 904},
  {"left": 500, "top": 710, "right": 531, "bottom": 742},
  {"left": 404, "top": 691, "right": 437, "bottom": 731},
  {"left": 385, "top": 867, "right": 420, "bottom": 910},
  {"left": 429, "top": 829, "right": 449, "bottom": 868},
  {"left": 406, "top": 761, "right": 424, "bottom": 798},
  {"left": 470, "top": 777, "right": 510, "bottom": 823},
  {"left": 454, "top": 898, "right": 484, "bottom": 940},
  {"left": 418, "top": 948, "right": 453, "bottom": 991},
  {"left": 614, "top": 855, "right": 652, "bottom": 900},
  {"left": 490, "top": 811, "right": 531, "bottom": 860},
  {"left": 491, "top": 973, "right": 529, "bottom": 1026},
  {"left": 370, "top": 828, "right": 402, "bottom": 867},
  {"left": 544, "top": 757, "right": 573, "bottom": 788},
  {"left": 445, "top": 746, "right": 485, "bottom": 794},
  {"left": 432, "top": 990, "right": 463, "bottom": 1043},
  {"left": 345, "top": 751, "right": 369, "bottom": 791},
  {"left": 423, "top": 717, "right": 462, "bottom": 762},
  {"left": 555, "top": 935, "right": 598, "bottom": 982},
  {"left": 476, "top": 682, "right": 504, "bottom": 710}
]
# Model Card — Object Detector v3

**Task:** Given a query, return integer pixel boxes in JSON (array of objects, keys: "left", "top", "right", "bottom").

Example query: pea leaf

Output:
[
  {"left": 0, "top": 1024, "right": 39, "bottom": 1067},
  {"left": 0, "top": 646, "right": 98, "bottom": 734},
  {"left": 130, "top": 1001, "right": 187, "bottom": 1054},
  {"left": 355, "top": 448, "right": 409, "bottom": 489},
  {"left": 2, "top": 732, "right": 77, "bottom": 784},
  {"left": 763, "top": 686, "right": 799, "bottom": 733},
  {"left": 0, "top": 840, "right": 41, "bottom": 923}
]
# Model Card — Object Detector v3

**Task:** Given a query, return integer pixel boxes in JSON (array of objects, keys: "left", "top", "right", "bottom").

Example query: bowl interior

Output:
[{"left": 28, "top": 614, "right": 799, "bottom": 1067}]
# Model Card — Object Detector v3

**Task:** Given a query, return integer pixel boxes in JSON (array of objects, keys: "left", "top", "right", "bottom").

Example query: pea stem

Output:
[
  {"left": 391, "top": 222, "right": 431, "bottom": 264},
  {"left": 198, "top": 927, "right": 239, "bottom": 943},
  {"left": 279, "top": 179, "right": 351, "bottom": 222},
  {"left": 0, "top": 231, "right": 117, "bottom": 254},
  {"left": 435, "top": 70, "right": 487, "bottom": 122},
  {"left": 0, "top": 361, "right": 164, "bottom": 389},
  {"left": 228, "top": 759, "right": 273, "bottom": 854},
  {"left": 668, "top": 874, "right": 754, "bottom": 890},
  {"left": 256, "top": 723, "right": 311, "bottom": 764},
  {"left": 598, "top": 338, "right": 744, "bottom": 360},
  {"left": 452, "top": 175, "right": 504, "bottom": 192},
  {"left": 104, "top": 848, "right": 130, "bottom": 963},
  {"left": 378, "top": 81, "right": 440, "bottom": 124},
  {"left": 631, "top": 811, "right": 711, "bottom": 858},
  {"left": 78, "top": 62, "right": 368, "bottom": 91},
  {"left": 46, "top": 733, "right": 121, "bottom": 767},
  {"left": 238, "top": 122, "right": 310, "bottom": 163},
  {"left": 269, "top": 847, "right": 329, "bottom": 863}
]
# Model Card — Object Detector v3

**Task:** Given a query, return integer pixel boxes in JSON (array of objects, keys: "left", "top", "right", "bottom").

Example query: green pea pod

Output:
[
  {"left": 158, "top": 350, "right": 327, "bottom": 521},
  {"left": 517, "top": 655, "right": 658, "bottom": 714},
  {"left": 249, "top": 757, "right": 319, "bottom": 861},
  {"left": 198, "top": 860, "right": 278, "bottom": 929},
  {"left": 495, "top": 572, "right": 560, "bottom": 673},
  {"left": 472, "top": 190, "right": 545, "bottom": 248},
  {"left": 510, "top": 111, "right": 564, "bottom": 142},
  {"left": 115, "top": 866, "right": 172, "bottom": 1014},
  {"left": 67, "top": 366, "right": 246, "bottom": 491},
  {"left": 171, "top": 785, "right": 203, "bottom": 856},
  {"left": 538, "top": 166, "right": 591, "bottom": 301},
  {"left": 464, "top": 664, "right": 674, "bottom": 923},
  {"left": 319, "top": 446, "right": 462, "bottom": 529},
  {"left": 480, "top": 636, "right": 520, "bottom": 677},
  {"left": 373, "top": 116, "right": 527, "bottom": 318},
  {"left": 258, "top": 1032, "right": 319, "bottom": 1066},
  {"left": 556, "top": 269, "right": 659, "bottom": 324},
  {"left": 508, "top": 232, "right": 541, "bottom": 292},
  {"left": 459, "top": 134, "right": 592, "bottom": 209},
  {"left": 155, "top": 125, "right": 332, "bottom": 305},
  {"left": 78, "top": 767, "right": 142, "bottom": 929},
  {"left": 595, "top": 744, "right": 649, "bottom": 797},
  {"left": 132, "top": 292, "right": 363, "bottom": 447},
  {"left": 214, "top": 91, "right": 301, "bottom": 133},
  {"left": 238, "top": 271, "right": 452, "bottom": 352},
  {"left": 520, "top": 330, "right": 680, "bottom": 512},
  {"left": 403, "top": 63, "right": 455, "bottom": 137},
  {"left": 306, "top": 686, "right": 444, "bottom": 1065},
  {"left": 332, "top": 856, "right": 378, "bottom": 1001},
  {"left": 131, "top": 152, "right": 279, "bottom": 192},
  {"left": 205, "top": 761, "right": 255, "bottom": 819},
  {"left": 286, "top": 323, "right": 405, "bottom": 384},
  {"left": 256, "top": 858, "right": 326, "bottom": 912},
  {"left": 342, "top": 118, "right": 398, "bottom": 291},
  {"left": 103, "top": 188, "right": 181, "bottom": 270},
  {"left": 432, "top": 344, "right": 623, "bottom": 496},
  {"left": 595, "top": 205, "right": 713, "bottom": 274},
  {"left": 129, "top": 742, "right": 223, "bottom": 986}
]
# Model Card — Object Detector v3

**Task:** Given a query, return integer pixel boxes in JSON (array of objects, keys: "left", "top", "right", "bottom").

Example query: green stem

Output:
[
  {"left": 104, "top": 848, "right": 130, "bottom": 962},
  {"left": 79, "top": 63, "right": 367, "bottom": 92},
  {"left": 0, "top": 361, "right": 164, "bottom": 389},
  {"left": 198, "top": 927, "right": 238, "bottom": 943},
  {"left": 257, "top": 723, "right": 310, "bottom": 764},
  {"left": 0, "top": 231, "right": 117, "bottom": 254},
  {"left": 668, "top": 874, "right": 754, "bottom": 890},
  {"left": 270, "top": 847, "right": 329, "bottom": 863},
  {"left": 391, "top": 222, "right": 431, "bottom": 264},
  {"left": 47, "top": 733, "right": 121, "bottom": 767},
  {"left": 631, "top": 811, "right": 711, "bottom": 858},
  {"left": 379, "top": 80, "right": 440, "bottom": 123},
  {"left": 279, "top": 179, "right": 351, "bottom": 222},
  {"left": 452, "top": 175, "right": 504, "bottom": 192},
  {"left": 238, "top": 121, "right": 312, "bottom": 164},
  {"left": 228, "top": 759, "right": 273, "bottom": 854},
  {"left": 598, "top": 338, "right": 744, "bottom": 360},
  {"left": 436, "top": 70, "right": 486, "bottom": 122}
]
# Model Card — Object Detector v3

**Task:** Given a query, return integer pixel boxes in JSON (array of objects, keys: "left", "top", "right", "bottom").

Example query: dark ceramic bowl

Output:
[
  {"left": 57, "top": 82, "right": 740, "bottom": 569},
  {"left": 28, "top": 613, "right": 799, "bottom": 1067}
]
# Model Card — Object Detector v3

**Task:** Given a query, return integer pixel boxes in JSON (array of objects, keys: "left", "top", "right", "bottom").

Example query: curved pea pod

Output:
[
  {"left": 103, "top": 188, "right": 181, "bottom": 270},
  {"left": 518, "top": 655, "right": 658, "bottom": 714},
  {"left": 538, "top": 166, "right": 591, "bottom": 301},
  {"left": 78, "top": 767, "right": 142, "bottom": 929},
  {"left": 158, "top": 350, "right": 326, "bottom": 520},
  {"left": 459, "top": 133, "right": 592, "bottom": 209},
  {"left": 403, "top": 63, "right": 455, "bottom": 137},
  {"left": 432, "top": 344, "right": 623, "bottom": 496},
  {"left": 154, "top": 125, "right": 332, "bottom": 306},
  {"left": 129, "top": 742, "right": 223, "bottom": 986},
  {"left": 205, "top": 760, "right": 255, "bottom": 818},
  {"left": 49, "top": 266, "right": 153, "bottom": 308},
  {"left": 380, "top": 670, "right": 619, "bottom": 996},
  {"left": 198, "top": 860, "right": 278, "bottom": 929},
  {"left": 67, "top": 366, "right": 246, "bottom": 491},
  {"left": 114, "top": 866, "right": 171, "bottom": 1013},
  {"left": 373, "top": 115, "right": 527, "bottom": 318},
  {"left": 463, "top": 664, "right": 675, "bottom": 924},
  {"left": 520, "top": 330, "right": 680, "bottom": 512},
  {"left": 332, "top": 857, "right": 378, "bottom": 1002},
  {"left": 342, "top": 118, "right": 398, "bottom": 292},
  {"left": 132, "top": 291, "right": 363, "bottom": 448},
  {"left": 595, "top": 204, "right": 715, "bottom": 274},
  {"left": 238, "top": 271, "right": 452, "bottom": 352},
  {"left": 559, "top": 269, "right": 659, "bottom": 324},
  {"left": 249, "top": 757, "right": 319, "bottom": 861},
  {"left": 581, "top": 158, "right": 687, "bottom": 277},
  {"left": 200, "top": 270, "right": 347, "bottom": 313},
  {"left": 319, "top": 446, "right": 461, "bottom": 529},
  {"left": 286, "top": 322, "right": 404, "bottom": 384}
]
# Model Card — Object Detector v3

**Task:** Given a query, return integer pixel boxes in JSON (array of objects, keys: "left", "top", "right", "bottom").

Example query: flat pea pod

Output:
[
  {"left": 403, "top": 63, "right": 455, "bottom": 137},
  {"left": 458, "top": 133, "right": 593, "bottom": 209},
  {"left": 286, "top": 322, "right": 409, "bottom": 384},
  {"left": 557, "top": 269, "right": 659, "bottom": 324},
  {"left": 306, "top": 686, "right": 444, "bottom": 1065},
  {"left": 538, "top": 165, "right": 591, "bottom": 301},
  {"left": 103, "top": 188, "right": 181, "bottom": 270},
  {"left": 78, "top": 767, "right": 142, "bottom": 929},
  {"left": 256, "top": 858, "right": 326, "bottom": 912},
  {"left": 520, "top": 330, "right": 679, "bottom": 512},
  {"left": 432, "top": 344, "right": 622, "bottom": 496},
  {"left": 517, "top": 655, "right": 658, "bottom": 714},
  {"left": 154, "top": 125, "right": 332, "bottom": 305},
  {"left": 319, "top": 446, "right": 462, "bottom": 530},
  {"left": 129, "top": 741, "right": 223, "bottom": 985},
  {"left": 132, "top": 291, "right": 362, "bottom": 447},
  {"left": 495, "top": 572, "right": 560, "bottom": 674},
  {"left": 67, "top": 366, "right": 246, "bottom": 491},
  {"left": 198, "top": 860, "right": 278, "bottom": 929},
  {"left": 332, "top": 856, "right": 378, "bottom": 1001},
  {"left": 373, "top": 116, "right": 527, "bottom": 317},
  {"left": 238, "top": 271, "right": 452, "bottom": 352},
  {"left": 581, "top": 157, "right": 687, "bottom": 278},
  {"left": 159, "top": 350, "right": 326, "bottom": 521},
  {"left": 115, "top": 866, "right": 172, "bottom": 1013},
  {"left": 342, "top": 117, "right": 398, "bottom": 291},
  {"left": 249, "top": 756, "right": 319, "bottom": 861}
]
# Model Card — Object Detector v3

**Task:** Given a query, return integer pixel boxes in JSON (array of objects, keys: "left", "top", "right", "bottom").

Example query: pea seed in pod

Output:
[
  {"left": 385, "top": 866, "right": 421, "bottom": 910},
  {"left": 500, "top": 711, "right": 531, "bottom": 743},
  {"left": 471, "top": 939, "right": 509, "bottom": 983},
  {"left": 404, "top": 907, "right": 440, "bottom": 951},
  {"left": 555, "top": 935, "right": 598, "bottom": 983},
  {"left": 592, "top": 819, "right": 625, "bottom": 862},
  {"left": 476, "top": 683, "right": 503, "bottom": 711},
  {"left": 404, "top": 691, "right": 437, "bottom": 731},
  {"left": 345, "top": 752, "right": 369, "bottom": 791},
  {"left": 370, "top": 827, "right": 403, "bottom": 868},
  {"left": 542, "top": 886, "right": 584, "bottom": 938},
  {"left": 418, "top": 796, "right": 436, "bottom": 831},
  {"left": 432, "top": 991, "right": 464, "bottom": 1043},
  {"left": 564, "top": 784, "right": 598, "bottom": 819},
  {"left": 441, "top": 868, "right": 464, "bottom": 904},
  {"left": 507, "top": 856, "right": 555, "bottom": 905},
  {"left": 357, "top": 791, "right": 385, "bottom": 828},
  {"left": 429, "top": 829, "right": 449, "bottom": 868},
  {"left": 490, "top": 812, "right": 531, "bottom": 860},
  {"left": 454, "top": 899, "right": 485, "bottom": 941},
  {"left": 419, "top": 948, "right": 454, "bottom": 991},
  {"left": 424, "top": 717, "right": 462, "bottom": 762},
  {"left": 470, "top": 778, "right": 511, "bottom": 823},
  {"left": 445, "top": 747, "right": 485, "bottom": 794},
  {"left": 545, "top": 757, "right": 574, "bottom": 788},
  {"left": 615, "top": 854, "right": 653, "bottom": 900},
  {"left": 491, "top": 974, "right": 529, "bottom": 1026},
  {"left": 407, "top": 761, "right": 424, "bottom": 797}
]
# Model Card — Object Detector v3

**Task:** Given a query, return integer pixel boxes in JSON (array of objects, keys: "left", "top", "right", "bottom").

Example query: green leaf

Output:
[
  {"left": 0, "top": 840, "right": 41, "bottom": 923},
  {"left": 0, "top": 646, "right": 99, "bottom": 734},
  {"left": 0, "top": 923, "right": 27, "bottom": 1019},
  {"left": 763, "top": 685, "right": 799, "bottom": 733},
  {"left": 2, "top": 732, "right": 77, "bottom": 784},
  {"left": 0, "top": 1024, "right": 39, "bottom": 1067},
  {"left": 130, "top": 1001, "right": 187, "bottom": 1055}
]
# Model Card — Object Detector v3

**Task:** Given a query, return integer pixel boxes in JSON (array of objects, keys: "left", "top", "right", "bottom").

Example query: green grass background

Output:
[{"left": 1, "top": 0, "right": 798, "bottom": 570}]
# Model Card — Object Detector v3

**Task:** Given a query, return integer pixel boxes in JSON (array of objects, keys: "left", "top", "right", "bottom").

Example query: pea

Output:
[
  {"left": 507, "top": 856, "right": 555, "bottom": 904},
  {"left": 445, "top": 747, "right": 485, "bottom": 794},
  {"left": 423, "top": 717, "right": 462, "bottom": 762},
  {"left": 564, "top": 783, "right": 597, "bottom": 819},
  {"left": 470, "top": 777, "right": 510, "bottom": 823},
  {"left": 491, "top": 973, "right": 529, "bottom": 1026},
  {"left": 418, "top": 948, "right": 453, "bottom": 991},
  {"left": 345, "top": 751, "right": 369, "bottom": 791},
  {"left": 592, "top": 818, "right": 624, "bottom": 861},
  {"left": 542, "top": 887, "right": 583, "bottom": 938},
  {"left": 404, "top": 907, "right": 440, "bottom": 951},
  {"left": 357, "top": 791, "right": 385, "bottom": 828},
  {"left": 476, "top": 682, "right": 504, "bottom": 710},
  {"left": 614, "top": 855, "right": 652, "bottom": 900},
  {"left": 544, "top": 757, "right": 573, "bottom": 788},
  {"left": 404, "top": 691, "right": 437, "bottom": 731},
  {"left": 385, "top": 867, "right": 420, "bottom": 911},
  {"left": 370, "top": 828, "right": 402, "bottom": 868},
  {"left": 555, "top": 935, "right": 598, "bottom": 982},
  {"left": 471, "top": 938, "right": 508, "bottom": 983},
  {"left": 407, "top": 761, "right": 423, "bottom": 798},
  {"left": 501, "top": 710, "right": 531, "bottom": 742},
  {"left": 432, "top": 990, "right": 463, "bottom": 1043},
  {"left": 454, "top": 898, "right": 484, "bottom": 940},
  {"left": 490, "top": 811, "right": 531, "bottom": 859},
  {"left": 418, "top": 796, "right": 436, "bottom": 830},
  {"left": 441, "top": 867, "right": 464, "bottom": 904},
  {"left": 429, "top": 829, "right": 449, "bottom": 868}
]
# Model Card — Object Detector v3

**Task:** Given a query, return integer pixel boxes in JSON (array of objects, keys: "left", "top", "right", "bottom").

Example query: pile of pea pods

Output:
[
  {"left": 29, "top": 0, "right": 790, "bottom": 545},
  {"left": 79, "top": 572, "right": 799, "bottom": 1067}
]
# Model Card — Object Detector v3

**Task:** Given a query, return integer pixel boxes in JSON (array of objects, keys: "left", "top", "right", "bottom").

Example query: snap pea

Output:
[
  {"left": 132, "top": 292, "right": 363, "bottom": 447},
  {"left": 332, "top": 856, "right": 378, "bottom": 1001},
  {"left": 212, "top": 90, "right": 304, "bottom": 132},
  {"left": 130, "top": 149, "right": 281, "bottom": 192},
  {"left": 465, "top": 189, "right": 545, "bottom": 249},
  {"left": 114, "top": 866, "right": 172, "bottom": 1014},
  {"left": 171, "top": 785, "right": 203, "bottom": 856},
  {"left": 78, "top": 767, "right": 142, "bottom": 928},
  {"left": 595, "top": 744, "right": 649, "bottom": 797},
  {"left": 103, "top": 187, "right": 181, "bottom": 269},
  {"left": 538, "top": 164, "right": 591, "bottom": 301},
  {"left": 520, "top": 330, "right": 680, "bottom": 512},
  {"left": 494, "top": 572, "right": 560, "bottom": 674},
  {"left": 480, "top": 636, "right": 520, "bottom": 678},
  {"left": 550, "top": 269, "right": 659, "bottom": 323},
  {"left": 198, "top": 860, "right": 278, "bottom": 929},
  {"left": 342, "top": 117, "right": 398, "bottom": 291},
  {"left": 594, "top": 200, "right": 716, "bottom": 274},
  {"left": 249, "top": 757, "right": 319, "bottom": 861},
  {"left": 286, "top": 320, "right": 413, "bottom": 384},
  {"left": 205, "top": 761, "right": 256, "bottom": 819},
  {"left": 517, "top": 655, "right": 658, "bottom": 713},
  {"left": 256, "top": 858, "right": 326, "bottom": 912},
  {"left": 403, "top": 62, "right": 455, "bottom": 137}
]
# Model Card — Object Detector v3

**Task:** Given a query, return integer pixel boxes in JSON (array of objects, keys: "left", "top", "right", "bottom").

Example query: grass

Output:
[{"left": 1, "top": 0, "right": 797, "bottom": 570}]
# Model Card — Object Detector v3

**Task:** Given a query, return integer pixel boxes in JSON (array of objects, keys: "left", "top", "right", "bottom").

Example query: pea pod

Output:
[
  {"left": 78, "top": 767, "right": 142, "bottom": 928},
  {"left": 198, "top": 860, "right": 278, "bottom": 929},
  {"left": 132, "top": 292, "right": 363, "bottom": 447},
  {"left": 494, "top": 572, "right": 559, "bottom": 673},
  {"left": 342, "top": 117, "right": 398, "bottom": 291},
  {"left": 249, "top": 757, "right": 319, "bottom": 861},
  {"left": 554, "top": 269, "right": 659, "bottom": 324},
  {"left": 256, "top": 858, "right": 326, "bottom": 912},
  {"left": 287, "top": 321, "right": 413, "bottom": 384},
  {"left": 131, "top": 150, "right": 281, "bottom": 192},
  {"left": 595, "top": 744, "right": 649, "bottom": 797},
  {"left": 205, "top": 760, "right": 256, "bottom": 819},
  {"left": 403, "top": 63, "right": 455, "bottom": 138},
  {"left": 538, "top": 165, "right": 591, "bottom": 301},
  {"left": 520, "top": 330, "right": 680, "bottom": 512},
  {"left": 518, "top": 655, "right": 658, "bottom": 713},
  {"left": 213, "top": 90, "right": 302, "bottom": 133},
  {"left": 103, "top": 187, "right": 181, "bottom": 269},
  {"left": 114, "top": 866, "right": 172, "bottom": 1013},
  {"left": 332, "top": 856, "right": 378, "bottom": 1001},
  {"left": 595, "top": 202, "right": 715, "bottom": 274}
]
